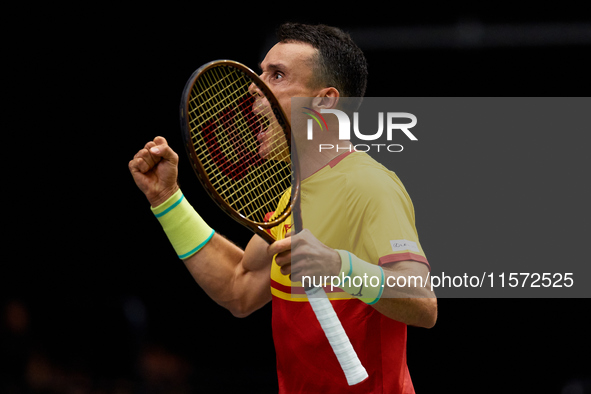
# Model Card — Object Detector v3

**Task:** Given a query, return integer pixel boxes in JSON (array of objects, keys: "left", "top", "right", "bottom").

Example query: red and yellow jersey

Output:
[{"left": 268, "top": 151, "right": 429, "bottom": 394}]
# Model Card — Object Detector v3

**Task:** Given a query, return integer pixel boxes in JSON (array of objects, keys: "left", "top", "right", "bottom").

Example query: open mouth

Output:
[
  {"left": 256, "top": 121, "right": 271, "bottom": 143},
  {"left": 250, "top": 97, "right": 290, "bottom": 163},
  {"left": 252, "top": 98, "right": 272, "bottom": 150}
]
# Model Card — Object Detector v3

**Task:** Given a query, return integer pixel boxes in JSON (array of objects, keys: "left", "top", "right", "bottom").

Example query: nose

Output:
[{"left": 248, "top": 81, "right": 262, "bottom": 98}]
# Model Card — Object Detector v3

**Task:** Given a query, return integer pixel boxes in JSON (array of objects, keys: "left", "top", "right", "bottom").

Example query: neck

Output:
[
  {"left": 296, "top": 139, "right": 352, "bottom": 180},
  {"left": 292, "top": 109, "right": 349, "bottom": 179}
]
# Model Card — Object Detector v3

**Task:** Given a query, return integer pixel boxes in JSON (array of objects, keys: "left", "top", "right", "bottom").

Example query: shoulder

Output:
[{"left": 337, "top": 153, "right": 407, "bottom": 199}]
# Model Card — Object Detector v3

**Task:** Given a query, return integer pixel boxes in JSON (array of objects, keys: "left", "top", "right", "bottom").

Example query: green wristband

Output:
[
  {"left": 151, "top": 189, "right": 214, "bottom": 259},
  {"left": 335, "top": 250, "right": 384, "bottom": 305}
]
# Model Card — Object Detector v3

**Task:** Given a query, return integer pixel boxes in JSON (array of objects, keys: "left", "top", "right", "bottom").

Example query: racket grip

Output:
[{"left": 305, "top": 286, "right": 368, "bottom": 386}]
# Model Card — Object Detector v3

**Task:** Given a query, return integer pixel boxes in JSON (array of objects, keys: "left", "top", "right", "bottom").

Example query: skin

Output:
[{"left": 129, "top": 42, "right": 437, "bottom": 327}]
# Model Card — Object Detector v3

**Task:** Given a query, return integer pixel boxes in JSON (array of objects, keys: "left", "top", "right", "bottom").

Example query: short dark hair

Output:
[{"left": 276, "top": 23, "right": 368, "bottom": 100}]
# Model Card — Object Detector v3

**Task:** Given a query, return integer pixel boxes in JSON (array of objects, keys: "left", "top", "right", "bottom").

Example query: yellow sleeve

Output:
[
  {"left": 345, "top": 169, "right": 429, "bottom": 269},
  {"left": 268, "top": 187, "right": 292, "bottom": 241}
]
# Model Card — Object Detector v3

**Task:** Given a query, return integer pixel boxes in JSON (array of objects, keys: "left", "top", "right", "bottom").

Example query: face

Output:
[
  {"left": 252, "top": 42, "right": 320, "bottom": 159},
  {"left": 258, "top": 42, "right": 319, "bottom": 119}
]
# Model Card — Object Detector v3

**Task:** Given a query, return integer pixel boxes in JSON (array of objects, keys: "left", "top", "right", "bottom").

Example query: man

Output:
[{"left": 129, "top": 23, "right": 436, "bottom": 393}]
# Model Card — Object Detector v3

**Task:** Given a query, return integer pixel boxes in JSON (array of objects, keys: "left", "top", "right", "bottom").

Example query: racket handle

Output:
[{"left": 305, "top": 286, "right": 368, "bottom": 386}]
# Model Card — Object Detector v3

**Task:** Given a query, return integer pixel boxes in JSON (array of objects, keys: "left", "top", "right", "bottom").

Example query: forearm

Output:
[
  {"left": 276, "top": 231, "right": 438, "bottom": 326},
  {"left": 371, "top": 263, "right": 436, "bottom": 327},
  {"left": 151, "top": 188, "right": 272, "bottom": 317},
  {"left": 334, "top": 249, "right": 437, "bottom": 327},
  {"left": 130, "top": 138, "right": 272, "bottom": 316},
  {"left": 372, "top": 291, "right": 437, "bottom": 328}
]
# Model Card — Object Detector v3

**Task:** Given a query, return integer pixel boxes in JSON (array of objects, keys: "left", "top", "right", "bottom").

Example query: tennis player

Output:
[{"left": 129, "top": 23, "right": 436, "bottom": 393}]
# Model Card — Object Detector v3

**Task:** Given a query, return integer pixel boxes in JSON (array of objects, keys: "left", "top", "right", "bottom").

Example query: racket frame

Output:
[{"left": 180, "top": 60, "right": 299, "bottom": 243}]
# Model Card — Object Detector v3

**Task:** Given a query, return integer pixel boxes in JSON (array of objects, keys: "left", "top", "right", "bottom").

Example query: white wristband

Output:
[{"left": 335, "top": 250, "right": 384, "bottom": 305}]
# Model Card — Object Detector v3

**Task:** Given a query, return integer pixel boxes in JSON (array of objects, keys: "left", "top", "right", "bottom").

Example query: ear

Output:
[{"left": 311, "top": 87, "right": 340, "bottom": 110}]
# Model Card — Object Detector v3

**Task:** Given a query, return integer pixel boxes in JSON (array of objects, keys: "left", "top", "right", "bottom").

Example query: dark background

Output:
[{"left": 3, "top": 4, "right": 590, "bottom": 393}]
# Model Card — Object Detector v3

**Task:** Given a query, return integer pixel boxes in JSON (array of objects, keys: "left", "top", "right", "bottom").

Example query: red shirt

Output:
[
  {"left": 268, "top": 152, "right": 427, "bottom": 393},
  {"left": 271, "top": 293, "right": 415, "bottom": 394}
]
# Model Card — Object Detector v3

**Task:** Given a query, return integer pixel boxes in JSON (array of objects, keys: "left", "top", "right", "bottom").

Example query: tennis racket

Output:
[{"left": 179, "top": 60, "right": 367, "bottom": 386}]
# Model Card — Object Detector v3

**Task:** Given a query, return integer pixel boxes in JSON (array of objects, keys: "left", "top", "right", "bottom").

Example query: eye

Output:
[{"left": 273, "top": 72, "right": 284, "bottom": 80}]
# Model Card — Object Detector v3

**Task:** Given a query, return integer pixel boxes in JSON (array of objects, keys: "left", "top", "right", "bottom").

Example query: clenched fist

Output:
[{"left": 128, "top": 136, "right": 180, "bottom": 207}]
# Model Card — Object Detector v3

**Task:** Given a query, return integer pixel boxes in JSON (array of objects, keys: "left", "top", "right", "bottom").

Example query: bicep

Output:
[
  {"left": 182, "top": 233, "right": 273, "bottom": 316},
  {"left": 381, "top": 260, "right": 434, "bottom": 297},
  {"left": 242, "top": 234, "right": 274, "bottom": 272},
  {"left": 230, "top": 234, "right": 274, "bottom": 316}
]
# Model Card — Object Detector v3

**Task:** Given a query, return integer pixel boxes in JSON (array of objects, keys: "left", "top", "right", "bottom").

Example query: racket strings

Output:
[
  {"left": 190, "top": 92, "right": 282, "bottom": 180},
  {"left": 189, "top": 77, "right": 289, "bottom": 209},
  {"left": 191, "top": 69, "right": 286, "bottom": 168},
  {"left": 189, "top": 67, "right": 287, "bottom": 168},
  {"left": 189, "top": 71, "right": 249, "bottom": 130},
  {"left": 188, "top": 65, "right": 291, "bottom": 223},
  {"left": 194, "top": 134, "right": 290, "bottom": 221}
]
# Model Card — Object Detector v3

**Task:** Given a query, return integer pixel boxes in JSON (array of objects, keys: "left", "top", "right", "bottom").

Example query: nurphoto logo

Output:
[{"left": 303, "top": 107, "right": 418, "bottom": 153}]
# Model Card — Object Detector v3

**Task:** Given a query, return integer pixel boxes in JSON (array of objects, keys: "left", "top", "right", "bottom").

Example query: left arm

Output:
[
  {"left": 270, "top": 230, "right": 437, "bottom": 328},
  {"left": 373, "top": 261, "right": 437, "bottom": 328}
]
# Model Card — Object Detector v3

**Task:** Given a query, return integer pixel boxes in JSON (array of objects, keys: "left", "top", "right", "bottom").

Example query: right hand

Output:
[{"left": 129, "top": 136, "right": 180, "bottom": 207}]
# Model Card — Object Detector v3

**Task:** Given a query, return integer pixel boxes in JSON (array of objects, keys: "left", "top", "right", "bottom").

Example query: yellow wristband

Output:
[
  {"left": 151, "top": 189, "right": 214, "bottom": 259},
  {"left": 335, "top": 250, "right": 384, "bottom": 305}
]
